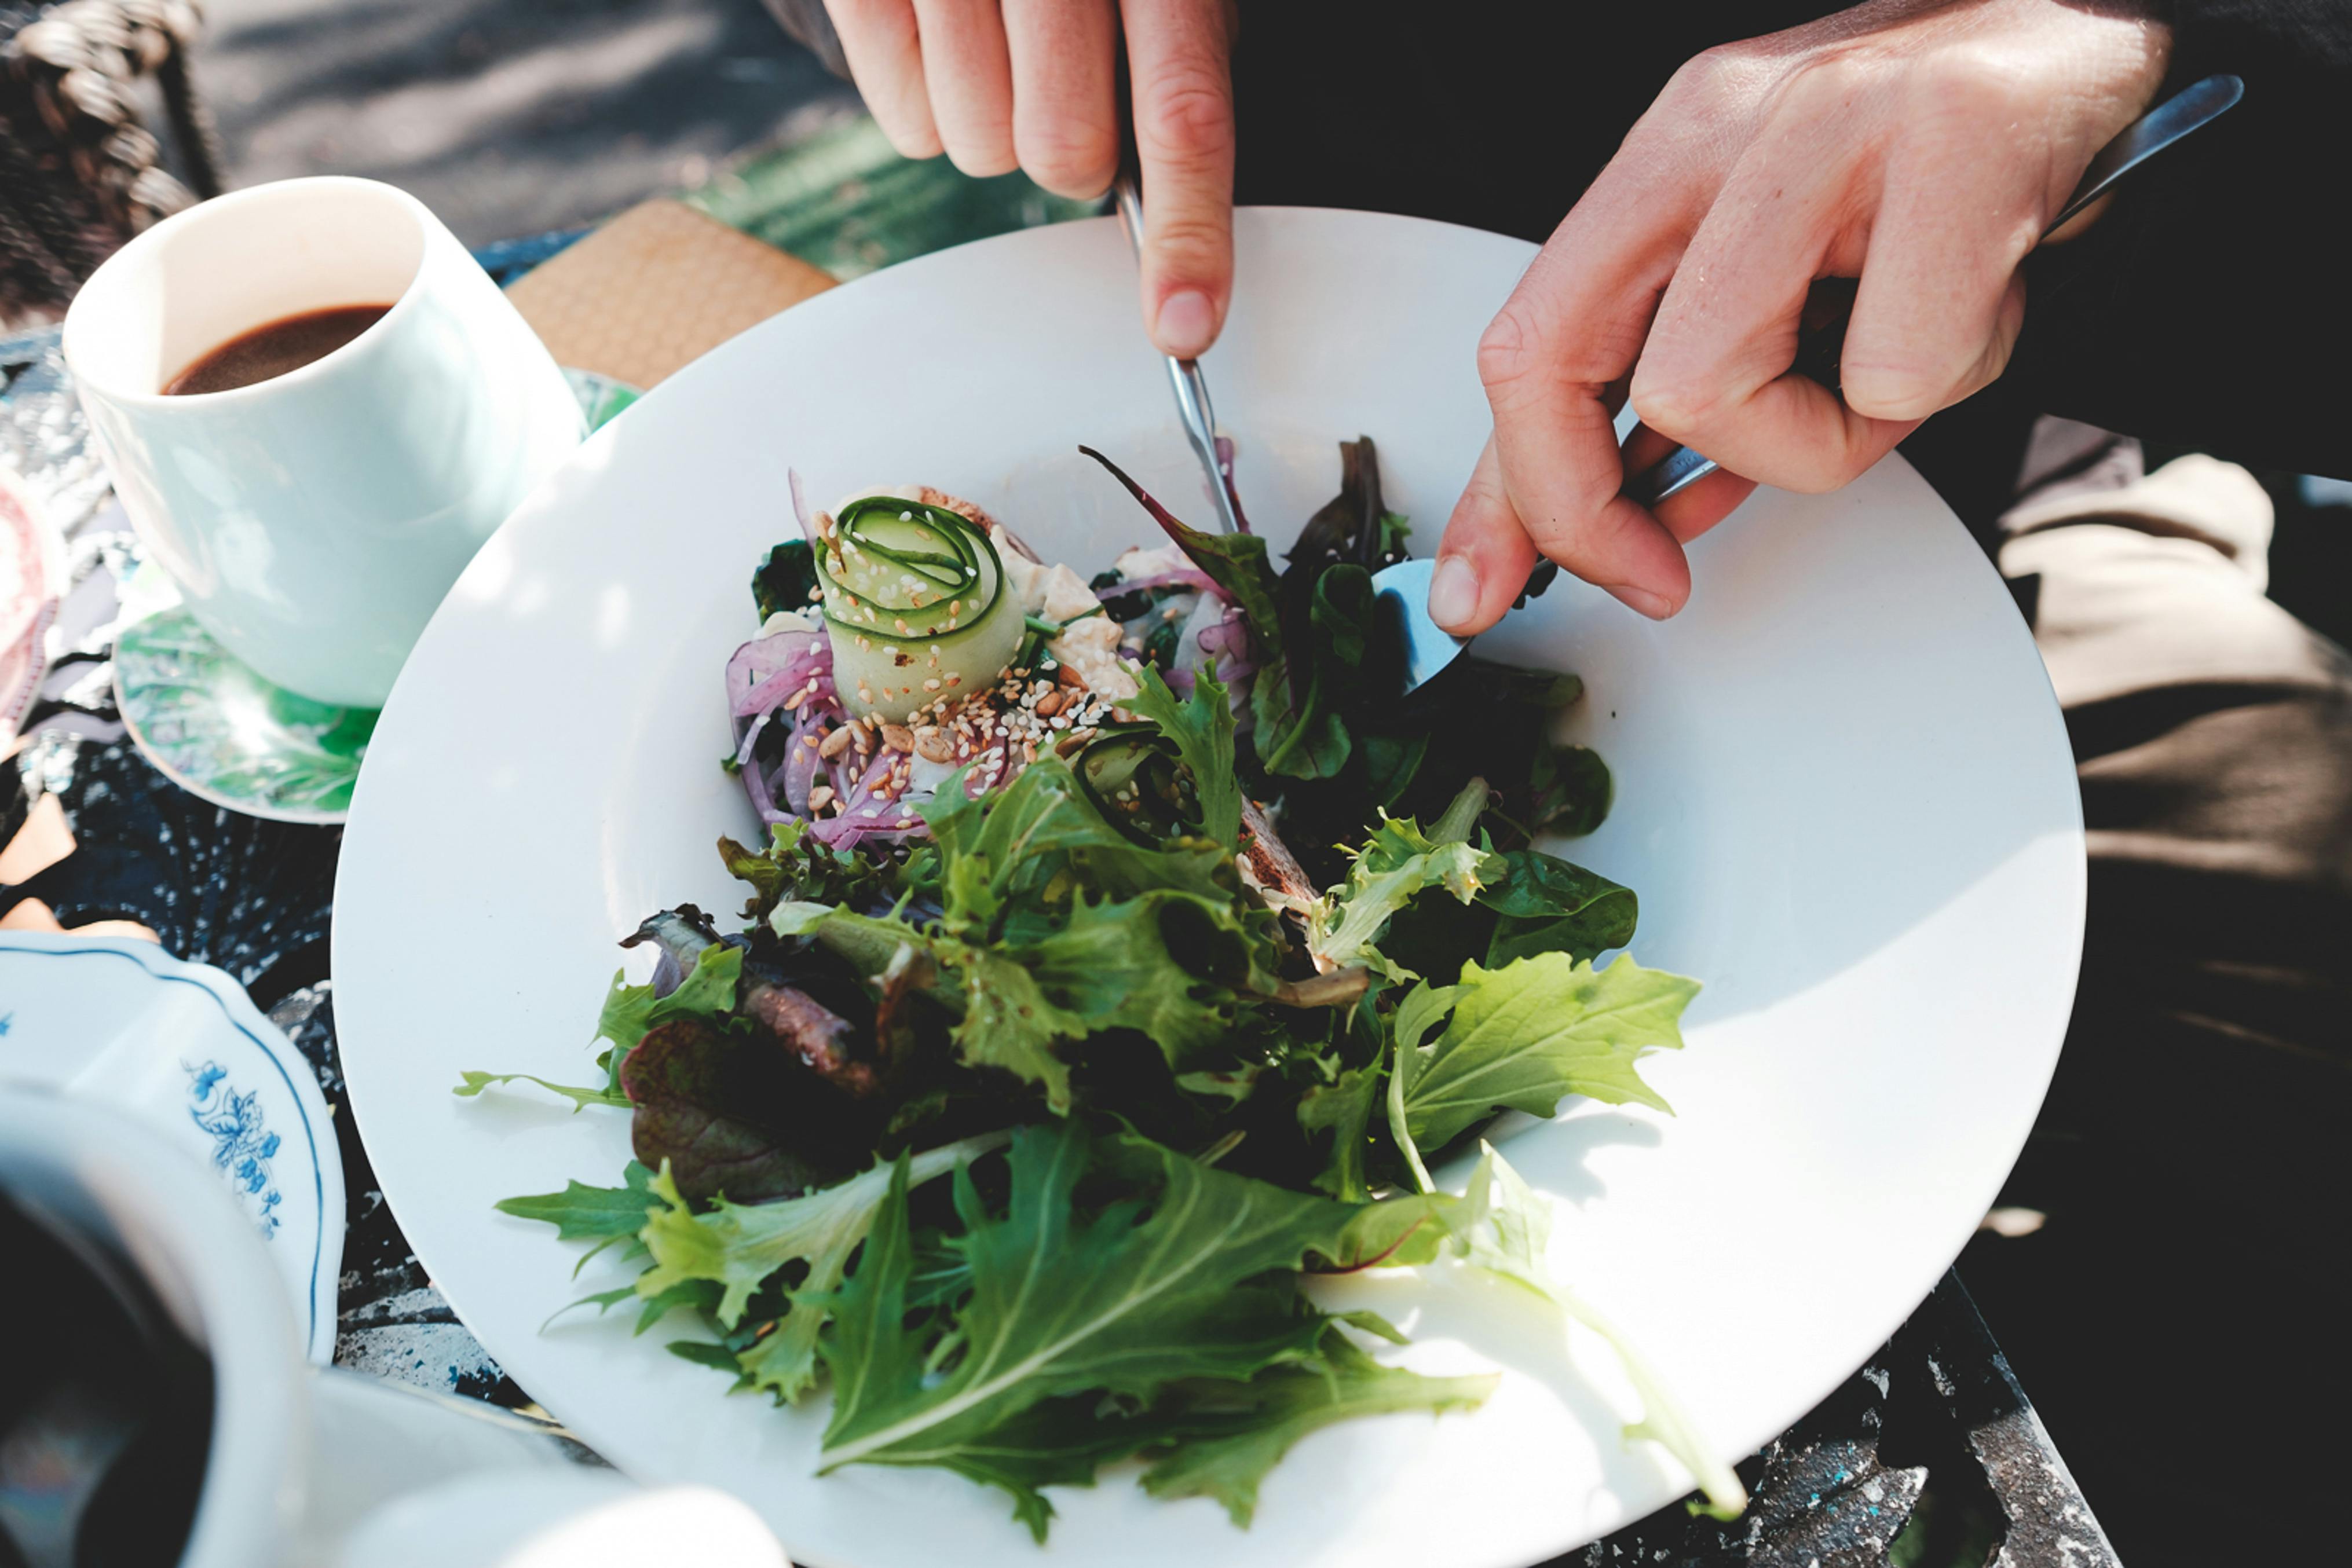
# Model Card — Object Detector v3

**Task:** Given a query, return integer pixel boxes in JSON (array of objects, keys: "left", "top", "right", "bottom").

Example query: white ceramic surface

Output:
[
  {"left": 0, "top": 1088, "right": 587, "bottom": 1568},
  {"left": 61, "top": 177, "right": 586, "bottom": 708},
  {"left": 332, "top": 209, "right": 2085, "bottom": 1568},
  {"left": 0, "top": 930, "right": 344, "bottom": 1362}
]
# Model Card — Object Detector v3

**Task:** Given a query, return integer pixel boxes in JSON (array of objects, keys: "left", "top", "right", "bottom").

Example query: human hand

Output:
[
  {"left": 1428, "top": 0, "right": 2171, "bottom": 632},
  {"left": 822, "top": 0, "right": 1237, "bottom": 357}
]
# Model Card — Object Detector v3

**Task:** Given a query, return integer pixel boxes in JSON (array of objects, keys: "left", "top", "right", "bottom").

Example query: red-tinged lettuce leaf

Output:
[
  {"left": 593, "top": 940, "right": 743, "bottom": 1091},
  {"left": 619, "top": 1017, "right": 873, "bottom": 1203},
  {"left": 1530, "top": 742, "right": 1613, "bottom": 838},
  {"left": 1080, "top": 446, "right": 1284, "bottom": 649}
]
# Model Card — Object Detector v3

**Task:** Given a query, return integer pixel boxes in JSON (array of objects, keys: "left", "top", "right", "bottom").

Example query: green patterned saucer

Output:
[{"left": 113, "top": 368, "right": 638, "bottom": 824}]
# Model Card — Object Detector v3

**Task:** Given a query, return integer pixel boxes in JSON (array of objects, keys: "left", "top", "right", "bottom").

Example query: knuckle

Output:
[
  {"left": 1475, "top": 306, "right": 1542, "bottom": 392},
  {"left": 879, "top": 117, "right": 943, "bottom": 160},
  {"left": 943, "top": 134, "right": 1019, "bottom": 178},
  {"left": 1146, "top": 211, "right": 1230, "bottom": 275},
  {"left": 1627, "top": 375, "right": 1717, "bottom": 443},
  {"left": 1840, "top": 368, "right": 1945, "bottom": 422},
  {"left": 1136, "top": 65, "right": 1235, "bottom": 164},
  {"left": 1782, "top": 47, "right": 1880, "bottom": 119},
  {"left": 1661, "top": 43, "right": 1757, "bottom": 111},
  {"left": 1906, "top": 43, "right": 2029, "bottom": 122},
  {"left": 1016, "top": 117, "right": 1116, "bottom": 195}
]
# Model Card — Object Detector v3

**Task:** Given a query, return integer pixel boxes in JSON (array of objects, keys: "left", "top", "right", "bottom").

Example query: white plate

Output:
[
  {"left": 332, "top": 209, "right": 2083, "bottom": 1568},
  {"left": 0, "top": 930, "right": 345, "bottom": 1362}
]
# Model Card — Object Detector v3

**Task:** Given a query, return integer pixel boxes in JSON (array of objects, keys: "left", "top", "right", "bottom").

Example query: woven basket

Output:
[{"left": 2, "top": 0, "right": 222, "bottom": 326}]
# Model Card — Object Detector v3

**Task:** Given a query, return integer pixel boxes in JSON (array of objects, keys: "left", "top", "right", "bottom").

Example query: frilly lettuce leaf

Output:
[
  {"left": 1396, "top": 952, "right": 1699, "bottom": 1157},
  {"left": 1124, "top": 664, "right": 1241, "bottom": 847},
  {"left": 1451, "top": 1143, "right": 1745, "bottom": 1521},
  {"left": 634, "top": 1135, "right": 1004, "bottom": 1402},
  {"left": 1137, "top": 1330, "right": 1496, "bottom": 1526},
  {"left": 590, "top": 941, "right": 743, "bottom": 1091},
  {"left": 818, "top": 1123, "right": 1370, "bottom": 1481},
  {"left": 1309, "top": 813, "right": 1501, "bottom": 980}
]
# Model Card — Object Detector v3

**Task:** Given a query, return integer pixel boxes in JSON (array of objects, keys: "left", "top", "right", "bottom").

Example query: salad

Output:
[{"left": 468, "top": 439, "right": 1742, "bottom": 1537}]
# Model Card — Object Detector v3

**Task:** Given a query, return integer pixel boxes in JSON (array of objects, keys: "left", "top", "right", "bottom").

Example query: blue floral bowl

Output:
[{"left": 0, "top": 931, "right": 343, "bottom": 1361}]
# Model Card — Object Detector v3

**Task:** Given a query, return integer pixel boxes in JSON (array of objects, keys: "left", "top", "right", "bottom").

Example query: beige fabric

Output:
[
  {"left": 2000, "top": 455, "right": 2352, "bottom": 895},
  {"left": 503, "top": 200, "right": 837, "bottom": 390}
]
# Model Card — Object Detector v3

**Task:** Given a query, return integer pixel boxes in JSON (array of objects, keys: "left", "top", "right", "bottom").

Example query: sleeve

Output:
[{"left": 2009, "top": 1, "right": 2352, "bottom": 478}]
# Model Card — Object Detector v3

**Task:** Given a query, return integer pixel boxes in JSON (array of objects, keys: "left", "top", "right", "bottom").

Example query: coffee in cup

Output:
[{"left": 62, "top": 177, "right": 586, "bottom": 709}]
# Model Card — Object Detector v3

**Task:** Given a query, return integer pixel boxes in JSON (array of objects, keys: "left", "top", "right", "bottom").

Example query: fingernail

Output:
[
  {"left": 1154, "top": 290, "right": 1215, "bottom": 358},
  {"left": 1607, "top": 583, "right": 1673, "bottom": 620},
  {"left": 1428, "top": 556, "right": 1482, "bottom": 631}
]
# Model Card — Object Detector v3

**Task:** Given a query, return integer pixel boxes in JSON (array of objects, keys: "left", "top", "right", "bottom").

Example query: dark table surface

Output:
[{"left": 1, "top": 317, "right": 2119, "bottom": 1568}]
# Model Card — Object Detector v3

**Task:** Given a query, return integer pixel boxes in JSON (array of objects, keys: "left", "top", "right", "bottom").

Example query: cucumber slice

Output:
[
  {"left": 1077, "top": 725, "right": 1195, "bottom": 845},
  {"left": 817, "top": 495, "right": 1024, "bottom": 721}
]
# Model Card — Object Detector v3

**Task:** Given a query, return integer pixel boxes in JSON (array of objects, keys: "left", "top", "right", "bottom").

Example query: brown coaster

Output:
[{"left": 504, "top": 199, "right": 837, "bottom": 390}]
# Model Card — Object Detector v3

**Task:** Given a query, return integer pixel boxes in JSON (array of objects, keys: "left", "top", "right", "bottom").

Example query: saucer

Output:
[
  {"left": 0, "top": 930, "right": 346, "bottom": 1363},
  {"left": 110, "top": 368, "right": 637, "bottom": 825}
]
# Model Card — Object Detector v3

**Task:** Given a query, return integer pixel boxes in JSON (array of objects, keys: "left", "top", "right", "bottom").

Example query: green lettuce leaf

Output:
[
  {"left": 453, "top": 1071, "right": 630, "bottom": 1111},
  {"left": 1297, "top": 1064, "right": 1382, "bottom": 1201},
  {"left": 1124, "top": 665, "right": 1241, "bottom": 847},
  {"left": 817, "top": 1123, "right": 1367, "bottom": 1483},
  {"left": 950, "top": 947, "right": 1087, "bottom": 1112},
  {"left": 1252, "top": 565, "right": 1376, "bottom": 781},
  {"left": 591, "top": 941, "right": 744, "bottom": 1090},
  {"left": 1308, "top": 810, "right": 1501, "bottom": 981},
  {"left": 495, "top": 1162, "right": 660, "bottom": 1240},
  {"left": 777, "top": 758, "right": 1272, "bottom": 1108},
  {"left": 1398, "top": 952, "right": 1698, "bottom": 1155},
  {"left": 1015, "top": 890, "right": 1250, "bottom": 1070},
  {"left": 1451, "top": 1143, "right": 1745, "bottom": 1520},
  {"left": 1477, "top": 850, "right": 1638, "bottom": 968},
  {"left": 1139, "top": 1330, "right": 1497, "bottom": 1526},
  {"left": 635, "top": 1134, "right": 1004, "bottom": 1403}
]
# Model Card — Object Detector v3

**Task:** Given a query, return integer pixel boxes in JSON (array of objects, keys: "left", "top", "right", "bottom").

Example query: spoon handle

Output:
[{"left": 1626, "top": 74, "right": 2243, "bottom": 509}]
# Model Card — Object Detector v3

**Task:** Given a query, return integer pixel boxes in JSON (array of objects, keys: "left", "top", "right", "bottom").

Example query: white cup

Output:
[
  {"left": 0, "top": 1088, "right": 794, "bottom": 1568},
  {"left": 61, "top": 176, "right": 585, "bottom": 708}
]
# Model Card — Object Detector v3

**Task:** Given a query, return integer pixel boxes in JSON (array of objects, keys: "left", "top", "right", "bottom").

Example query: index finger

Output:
[
  {"left": 1441, "top": 159, "right": 1704, "bottom": 627},
  {"left": 1122, "top": 0, "right": 1236, "bottom": 359}
]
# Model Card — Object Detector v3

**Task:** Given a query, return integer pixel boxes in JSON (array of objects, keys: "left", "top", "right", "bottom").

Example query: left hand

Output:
[{"left": 1425, "top": 0, "right": 2171, "bottom": 632}]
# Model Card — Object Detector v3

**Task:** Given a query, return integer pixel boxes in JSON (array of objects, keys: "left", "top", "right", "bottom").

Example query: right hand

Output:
[{"left": 822, "top": 0, "right": 1238, "bottom": 358}]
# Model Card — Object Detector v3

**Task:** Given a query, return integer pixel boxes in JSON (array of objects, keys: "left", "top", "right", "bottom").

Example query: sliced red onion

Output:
[
  {"left": 789, "top": 468, "right": 819, "bottom": 543},
  {"left": 731, "top": 638, "right": 831, "bottom": 719}
]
